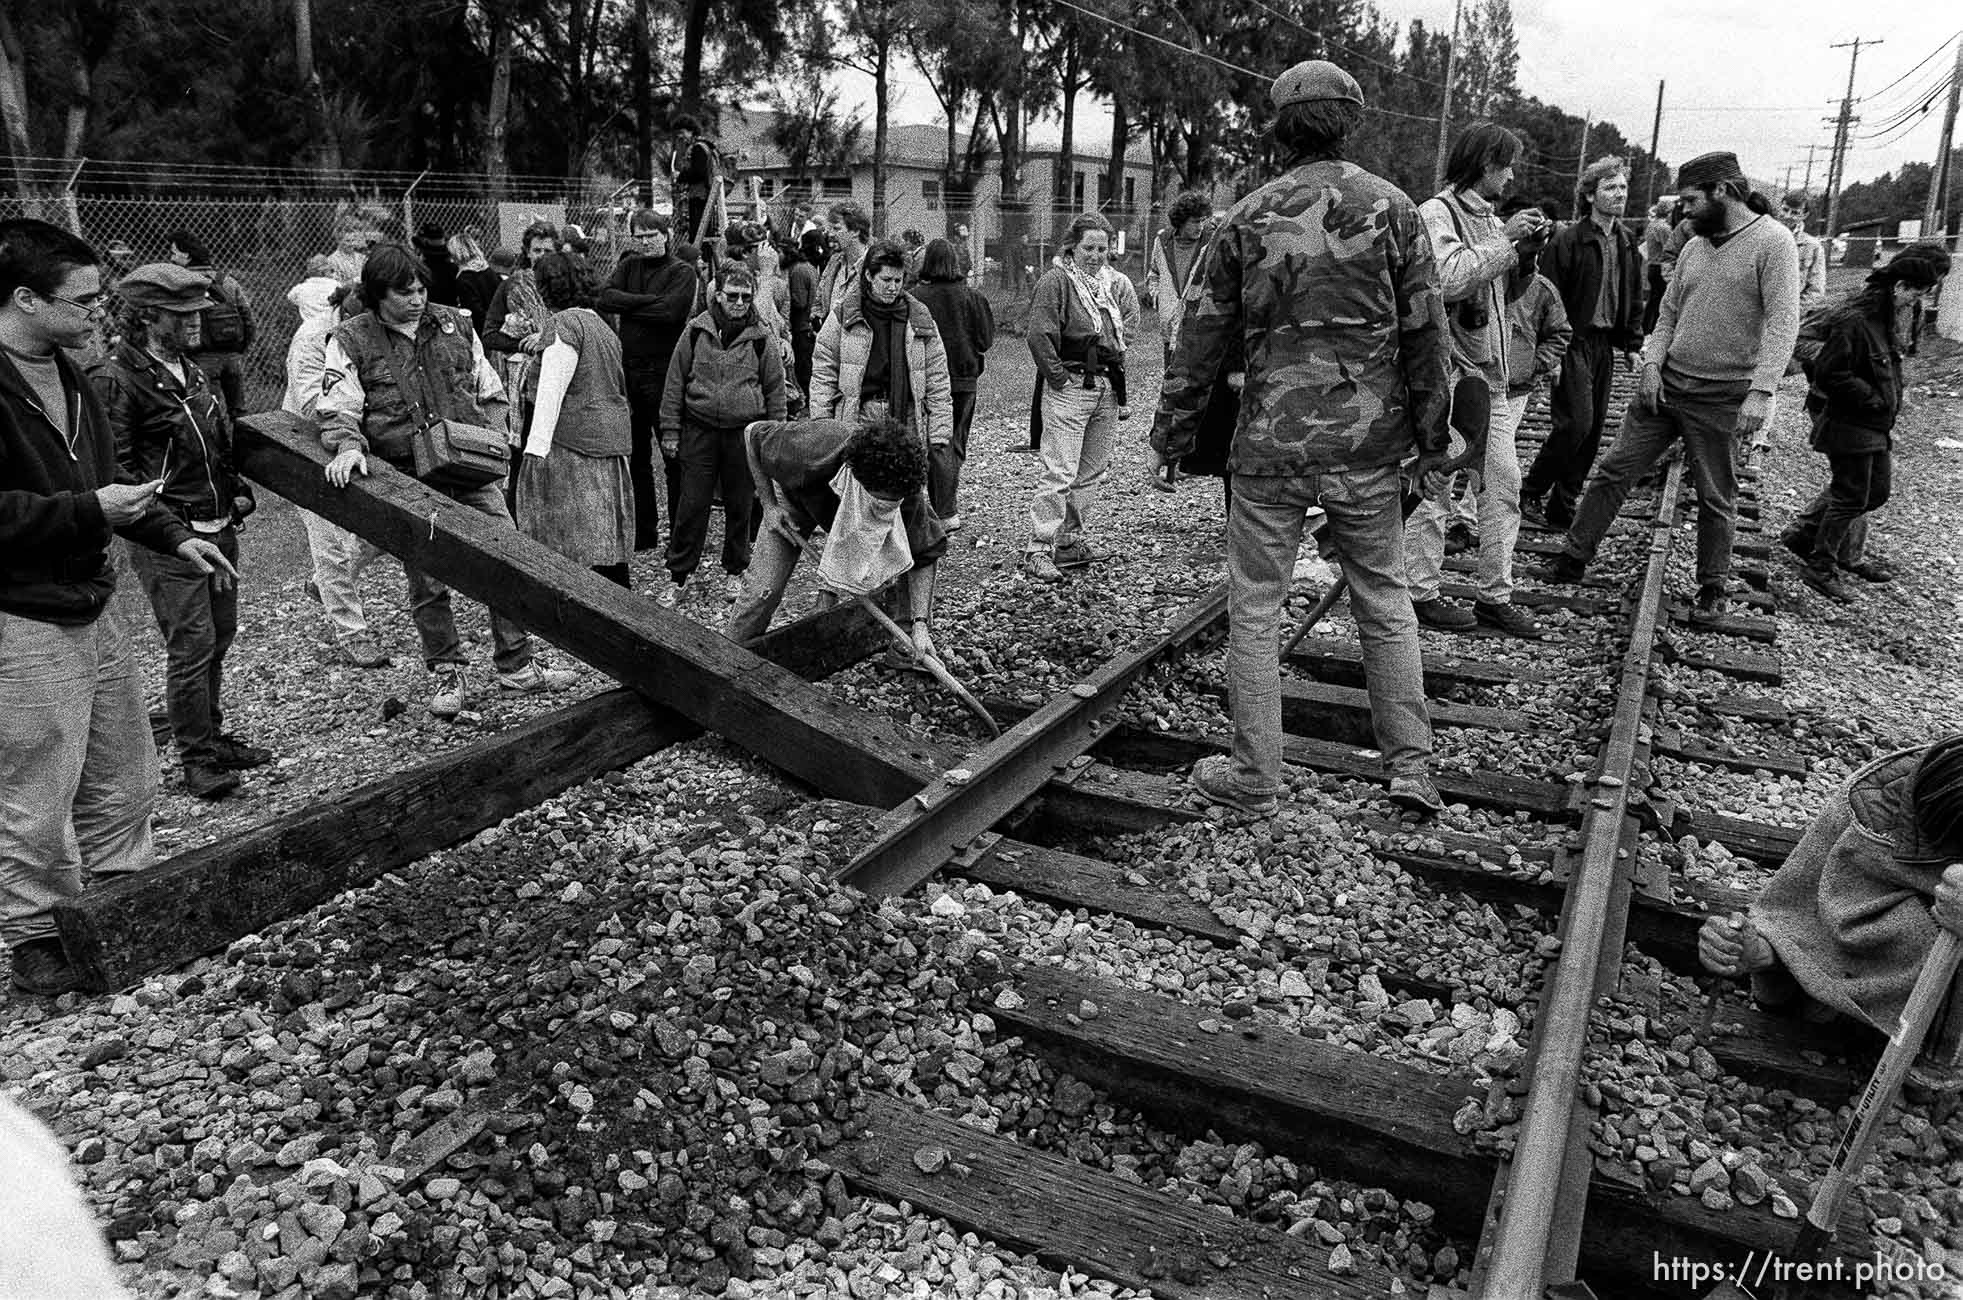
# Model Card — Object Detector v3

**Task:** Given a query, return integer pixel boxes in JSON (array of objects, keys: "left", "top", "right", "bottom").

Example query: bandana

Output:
[{"left": 816, "top": 463, "right": 912, "bottom": 597}]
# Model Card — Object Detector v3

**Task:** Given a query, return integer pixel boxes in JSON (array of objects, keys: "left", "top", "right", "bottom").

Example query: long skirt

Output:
[{"left": 517, "top": 448, "right": 635, "bottom": 567}]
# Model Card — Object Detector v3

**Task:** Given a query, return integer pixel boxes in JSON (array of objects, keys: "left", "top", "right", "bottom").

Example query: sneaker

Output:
[
  {"left": 1535, "top": 552, "right": 1589, "bottom": 584},
  {"left": 1190, "top": 754, "right": 1280, "bottom": 818},
  {"left": 655, "top": 578, "right": 685, "bottom": 609},
  {"left": 942, "top": 513, "right": 964, "bottom": 533},
  {"left": 429, "top": 666, "right": 468, "bottom": 719},
  {"left": 1023, "top": 551, "right": 1065, "bottom": 583},
  {"left": 1692, "top": 584, "right": 1731, "bottom": 618},
  {"left": 9, "top": 937, "right": 83, "bottom": 997},
  {"left": 1796, "top": 562, "right": 1849, "bottom": 602},
  {"left": 1842, "top": 556, "right": 1896, "bottom": 583},
  {"left": 211, "top": 734, "right": 273, "bottom": 770},
  {"left": 340, "top": 635, "right": 391, "bottom": 669},
  {"left": 724, "top": 573, "right": 746, "bottom": 601},
  {"left": 1387, "top": 772, "right": 1446, "bottom": 816},
  {"left": 1474, "top": 600, "right": 1546, "bottom": 639},
  {"left": 1412, "top": 598, "right": 1477, "bottom": 631},
  {"left": 498, "top": 662, "right": 578, "bottom": 694},
  {"left": 182, "top": 760, "right": 240, "bottom": 800}
]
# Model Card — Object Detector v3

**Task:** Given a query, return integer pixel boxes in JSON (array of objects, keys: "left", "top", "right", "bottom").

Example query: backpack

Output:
[{"left": 200, "top": 276, "right": 249, "bottom": 353}]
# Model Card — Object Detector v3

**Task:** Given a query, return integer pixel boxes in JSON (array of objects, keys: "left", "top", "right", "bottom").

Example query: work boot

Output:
[
  {"left": 1190, "top": 755, "right": 1280, "bottom": 818},
  {"left": 182, "top": 760, "right": 240, "bottom": 800},
  {"left": 497, "top": 661, "right": 578, "bottom": 694},
  {"left": 1023, "top": 551, "right": 1064, "bottom": 583},
  {"left": 1797, "top": 561, "right": 1849, "bottom": 602},
  {"left": 9, "top": 938, "right": 83, "bottom": 997},
  {"left": 1536, "top": 552, "right": 1589, "bottom": 585},
  {"left": 1387, "top": 772, "right": 1446, "bottom": 816},
  {"left": 1412, "top": 598, "right": 1477, "bottom": 631},
  {"left": 1474, "top": 600, "right": 1546, "bottom": 639},
  {"left": 1842, "top": 556, "right": 1896, "bottom": 583},
  {"left": 339, "top": 635, "right": 391, "bottom": 669},
  {"left": 211, "top": 734, "right": 274, "bottom": 770},
  {"left": 1055, "top": 538, "right": 1098, "bottom": 567},
  {"left": 429, "top": 666, "right": 468, "bottom": 719}
]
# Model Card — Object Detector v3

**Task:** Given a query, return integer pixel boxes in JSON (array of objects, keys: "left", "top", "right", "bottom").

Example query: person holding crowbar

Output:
[{"left": 730, "top": 406, "right": 997, "bottom": 736}]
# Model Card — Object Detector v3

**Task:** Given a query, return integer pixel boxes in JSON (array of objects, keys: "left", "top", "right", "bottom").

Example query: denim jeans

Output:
[
  {"left": 401, "top": 478, "right": 535, "bottom": 674},
  {"left": 1564, "top": 369, "right": 1749, "bottom": 587},
  {"left": 1028, "top": 377, "right": 1118, "bottom": 552},
  {"left": 129, "top": 526, "right": 239, "bottom": 766},
  {"left": 0, "top": 597, "right": 157, "bottom": 944},
  {"left": 726, "top": 512, "right": 808, "bottom": 644},
  {"left": 298, "top": 507, "right": 385, "bottom": 643},
  {"left": 1473, "top": 391, "right": 1531, "bottom": 603},
  {"left": 1227, "top": 466, "right": 1433, "bottom": 793}
]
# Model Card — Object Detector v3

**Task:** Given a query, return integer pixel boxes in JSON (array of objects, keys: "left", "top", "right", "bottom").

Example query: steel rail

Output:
[
  {"left": 1478, "top": 455, "right": 1688, "bottom": 1297},
  {"left": 836, "top": 583, "right": 1228, "bottom": 897}
]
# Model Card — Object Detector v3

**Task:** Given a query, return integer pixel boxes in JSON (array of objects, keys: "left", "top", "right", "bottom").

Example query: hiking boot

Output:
[
  {"left": 498, "top": 661, "right": 578, "bottom": 694},
  {"left": 1797, "top": 562, "right": 1849, "bottom": 602},
  {"left": 1692, "top": 584, "right": 1731, "bottom": 618},
  {"left": 1843, "top": 556, "right": 1896, "bottom": 583},
  {"left": 9, "top": 937, "right": 83, "bottom": 997},
  {"left": 1190, "top": 755, "right": 1280, "bottom": 818},
  {"left": 1474, "top": 600, "right": 1546, "bottom": 639},
  {"left": 655, "top": 577, "right": 685, "bottom": 608},
  {"left": 1443, "top": 521, "right": 1478, "bottom": 556},
  {"left": 1535, "top": 552, "right": 1589, "bottom": 584},
  {"left": 211, "top": 734, "right": 274, "bottom": 770},
  {"left": 339, "top": 635, "right": 391, "bottom": 669},
  {"left": 1023, "top": 551, "right": 1065, "bottom": 583},
  {"left": 1387, "top": 772, "right": 1446, "bottom": 816},
  {"left": 182, "top": 760, "right": 240, "bottom": 800},
  {"left": 1776, "top": 527, "right": 1811, "bottom": 560},
  {"left": 724, "top": 573, "right": 746, "bottom": 601},
  {"left": 1412, "top": 598, "right": 1477, "bottom": 631},
  {"left": 1055, "top": 538, "right": 1098, "bottom": 567},
  {"left": 429, "top": 666, "right": 468, "bottom": 719}
]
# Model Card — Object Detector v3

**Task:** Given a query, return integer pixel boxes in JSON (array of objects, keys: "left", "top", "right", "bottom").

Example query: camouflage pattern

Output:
[{"left": 1151, "top": 160, "right": 1451, "bottom": 476}]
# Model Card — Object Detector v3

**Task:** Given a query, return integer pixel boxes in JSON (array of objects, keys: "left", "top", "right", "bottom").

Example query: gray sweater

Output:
[{"left": 1642, "top": 213, "right": 1801, "bottom": 394}]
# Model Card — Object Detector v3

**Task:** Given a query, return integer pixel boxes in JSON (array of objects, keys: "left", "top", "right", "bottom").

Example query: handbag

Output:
[{"left": 367, "top": 314, "right": 512, "bottom": 490}]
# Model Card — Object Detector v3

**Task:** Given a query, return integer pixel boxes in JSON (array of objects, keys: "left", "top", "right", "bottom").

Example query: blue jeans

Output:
[
  {"left": 1564, "top": 369, "right": 1748, "bottom": 587},
  {"left": 129, "top": 525, "right": 239, "bottom": 765},
  {"left": 1028, "top": 377, "right": 1118, "bottom": 552},
  {"left": 401, "top": 478, "right": 535, "bottom": 674},
  {"left": 1226, "top": 466, "right": 1433, "bottom": 793}
]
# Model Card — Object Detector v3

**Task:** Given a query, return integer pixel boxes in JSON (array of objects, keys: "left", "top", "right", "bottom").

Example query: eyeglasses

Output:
[
  {"left": 721, "top": 291, "right": 753, "bottom": 302},
  {"left": 42, "top": 290, "right": 105, "bottom": 316}
]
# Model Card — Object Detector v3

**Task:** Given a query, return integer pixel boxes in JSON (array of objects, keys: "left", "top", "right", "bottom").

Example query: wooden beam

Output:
[
  {"left": 55, "top": 604, "right": 889, "bottom": 991},
  {"left": 232, "top": 412, "right": 948, "bottom": 807},
  {"left": 841, "top": 1093, "right": 1395, "bottom": 1299},
  {"left": 1286, "top": 637, "right": 1552, "bottom": 692},
  {"left": 1279, "top": 679, "right": 1537, "bottom": 739},
  {"left": 1653, "top": 726, "right": 1808, "bottom": 778},
  {"left": 1665, "top": 644, "right": 1783, "bottom": 686}
]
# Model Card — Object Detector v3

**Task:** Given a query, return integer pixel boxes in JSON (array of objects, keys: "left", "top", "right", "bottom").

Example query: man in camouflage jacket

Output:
[{"left": 1149, "top": 58, "right": 1452, "bottom": 819}]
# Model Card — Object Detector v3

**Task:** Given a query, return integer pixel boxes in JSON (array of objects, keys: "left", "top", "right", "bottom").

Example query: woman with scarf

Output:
[
  {"left": 519, "top": 253, "right": 636, "bottom": 588},
  {"left": 482, "top": 219, "right": 560, "bottom": 448},
  {"left": 809, "top": 240, "right": 953, "bottom": 481},
  {"left": 1023, "top": 212, "right": 1137, "bottom": 582},
  {"left": 658, "top": 265, "right": 788, "bottom": 608}
]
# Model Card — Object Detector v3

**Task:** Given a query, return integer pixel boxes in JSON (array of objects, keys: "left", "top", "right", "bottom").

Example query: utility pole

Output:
[
  {"left": 1430, "top": 0, "right": 1463, "bottom": 192},
  {"left": 1639, "top": 79, "right": 1665, "bottom": 215},
  {"left": 1801, "top": 142, "right": 1818, "bottom": 196},
  {"left": 1921, "top": 35, "right": 1963, "bottom": 238},
  {"left": 1574, "top": 113, "right": 1591, "bottom": 210},
  {"left": 1825, "top": 36, "right": 1881, "bottom": 256},
  {"left": 1782, "top": 163, "right": 1794, "bottom": 196}
]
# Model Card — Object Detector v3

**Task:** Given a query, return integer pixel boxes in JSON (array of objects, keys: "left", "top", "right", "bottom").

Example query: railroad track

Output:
[{"left": 38, "top": 402, "right": 1920, "bottom": 1298}]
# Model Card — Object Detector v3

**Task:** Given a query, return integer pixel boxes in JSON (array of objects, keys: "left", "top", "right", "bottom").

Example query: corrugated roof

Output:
[{"left": 720, "top": 106, "right": 1151, "bottom": 171}]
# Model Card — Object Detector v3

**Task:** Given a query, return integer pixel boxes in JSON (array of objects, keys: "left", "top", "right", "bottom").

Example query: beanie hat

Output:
[
  {"left": 1881, "top": 242, "right": 1952, "bottom": 291},
  {"left": 1676, "top": 151, "right": 1745, "bottom": 191},
  {"left": 1912, "top": 733, "right": 1963, "bottom": 855}
]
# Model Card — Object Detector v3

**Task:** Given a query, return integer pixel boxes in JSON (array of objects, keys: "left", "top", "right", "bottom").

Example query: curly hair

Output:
[
  {"left": 844, "top": 407, "right": 927, "bottom": 499},
  {"left": 1062, "top": 212, "right": 1113, "bottom": 251},
  {"left": 1166, "top": 190, "right": 1213, "bottom": 230},
  {"left": 532, "top": 251, "right": 601, "bottom": 312},
  {"left": 519, "top": 220, "right": 559, "bottom": 265}
]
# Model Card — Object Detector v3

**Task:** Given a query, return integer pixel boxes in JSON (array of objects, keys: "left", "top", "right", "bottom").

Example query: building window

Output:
[
  {"left": 923, "top": 178, "right": 942, "bottom": 211},
  {"left": 821, "top": 176, "right": 852, "bottom": 198}
]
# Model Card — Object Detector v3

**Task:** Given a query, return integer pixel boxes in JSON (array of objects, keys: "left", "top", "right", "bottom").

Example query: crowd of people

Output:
[{"left": 3, "top": 64, "right": 1959, "bottom": 1020}]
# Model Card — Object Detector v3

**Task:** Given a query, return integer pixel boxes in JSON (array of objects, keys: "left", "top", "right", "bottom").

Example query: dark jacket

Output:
[
  {"left": 597, "top": 252, "right": 699, "bottom": 372},
  {"left": 910, "top": 279, "right": 995, "bottom": 393},
  {"left": 661, "top": 311, "right": 788, "bottom": 433},
  {"left": 456, "top": 267, "right": 504, "bottom": 336},
  {"left": 749, "top": 417, "right": 947, "bottom": 565},
  {"left": 1541, "top": 216, "right": 1645, "bottom": 352},
  {"left": 787, "top": 263, "right": 818, "bottom": 339},
  {"left": 0, "top": 349, "right": 192, "bottom": 625},
  {"left": 1805, "top": 303, "right": 1899, "bottom": 453},
  {"left": 91, "top": 342, "right": 246, "bottom": 529}
]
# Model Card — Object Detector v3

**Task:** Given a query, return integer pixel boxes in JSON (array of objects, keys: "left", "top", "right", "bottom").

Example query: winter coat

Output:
[
  {"left": 810, "top": 287, "right": 954, "bottom": 446},
  {"left": 0, "top": 349, "right": 191, "bottom": 625},
  {"left": 1540, "top": 216, "right": 1645, "bottom": 352},
  {"left": 660, "top": 310, "right": 788, "bottom": 433},
  {"left": 909, "top": 279, "right": 995, "bottom": 393},
  {"left": 1152, "top": 159, "right": 1450, "bottom": 475},
  {"left": 1502, "top": 274, "right": 1573, "bottom": 396},
  {"left": 91, "top": 342, "right": 246, "bottom": 529},
  {"left": 1804, "top": 303, "right": 1900, "bottom": 454}
]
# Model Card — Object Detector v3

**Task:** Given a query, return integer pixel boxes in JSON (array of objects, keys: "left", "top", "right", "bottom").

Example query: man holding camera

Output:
[
  {"left": 1404, "top": 121, "right": 1550, "bottom": 638},
  {"left": 1522, "top": 157, "right": 1645, "bottom": 531}
]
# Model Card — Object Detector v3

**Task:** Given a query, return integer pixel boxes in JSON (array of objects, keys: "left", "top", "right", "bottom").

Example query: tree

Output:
[
  {"left": 902, "top": 0, "right": 1010, "bottom": 214},
  {"left": 767, "top": 65, "right": 865, "bottom": 198},
  {"left": 826, "top": 0, "right": 908, "bottom": 236}
]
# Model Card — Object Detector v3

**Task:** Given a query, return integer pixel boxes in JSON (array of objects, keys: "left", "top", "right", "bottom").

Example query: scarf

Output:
[
  {"left": 711, "top": 299, "right": 747, "bottom": 349},
  {"left": 1058, "top": 255, "right": 1126, "bottom": 353},
  {"left": 816, "top": 463, "right": 912, "bottom": 597},
  {"left": 502, "top": 268, "right": 550, "bottom": 340},
  {"left": 858, "top": 275, "right": 915, "bottom": 424}
]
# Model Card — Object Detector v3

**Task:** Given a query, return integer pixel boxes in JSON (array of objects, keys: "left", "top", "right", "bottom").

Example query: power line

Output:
[
  {"left": 1857, "top": 28, "right": 1963, "bottom": 106},
  {"left": 1858, "top": 59, "right": 1959, "bottom": 127},
  {"left": 1858, "top": 70, "right": 1957, "bottom": 137},
  {"left": 1238, "top": 0, "right": 1446, "bottom": 90}
]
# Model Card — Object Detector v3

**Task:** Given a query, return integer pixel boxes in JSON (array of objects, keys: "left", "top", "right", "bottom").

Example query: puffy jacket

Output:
[
  {"left": 1540, "top": 216, "right": 1645, "bottom": 353},
  {"left": 0, "top": 350, "right": 191, "bottom": 625},
  {"left": 1804, "top": 303, "right": 1899, "bottom": 453},
  {"left": 661, "top": 311, "right": 788, "bottom": 433},
  {"left": 91, "top": 342, "right": 246, "bottom": 528},
  {"left": 810, "top": 287, "right": 954, "bottom": 446},
  {"left": 1502, "top": 274, "right": 1573, "bottom": 396},
  {"left": 1152, "top": 159, "right": 1450, "bottom": 475}
]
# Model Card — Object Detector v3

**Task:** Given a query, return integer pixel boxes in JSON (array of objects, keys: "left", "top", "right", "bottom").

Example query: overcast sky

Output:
[{"left": 830, "top": 3, "right": 1960, "bottom": 192}]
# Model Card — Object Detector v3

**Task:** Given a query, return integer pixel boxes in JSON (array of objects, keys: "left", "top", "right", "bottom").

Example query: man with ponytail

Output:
[{"left": 1540, "top": 151, "right": 1800, "bottom": 617}]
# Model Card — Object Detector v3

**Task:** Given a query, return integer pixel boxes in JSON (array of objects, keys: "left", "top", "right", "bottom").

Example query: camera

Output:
[{"left": 1456, "top": 300, "right": 1490, "bottom": 331}]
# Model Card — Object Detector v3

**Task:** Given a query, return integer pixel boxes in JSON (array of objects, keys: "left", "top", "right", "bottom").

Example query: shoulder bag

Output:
[{"left": 367, "top": 315, "right": 512, "bottom": 490}]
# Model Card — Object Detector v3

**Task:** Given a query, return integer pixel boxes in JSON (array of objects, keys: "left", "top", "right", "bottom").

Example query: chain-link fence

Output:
[{"left": 3, "top": 163, "right": 641, "bottom": 410}]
